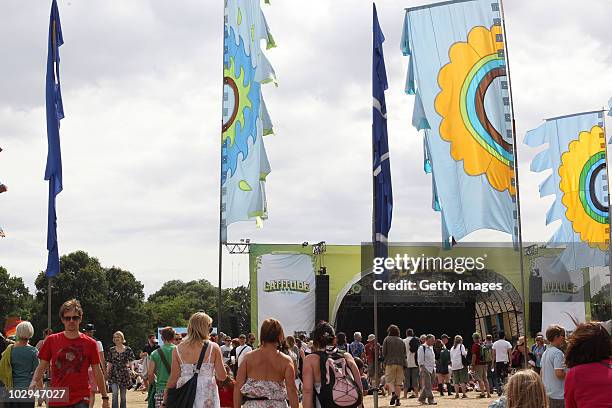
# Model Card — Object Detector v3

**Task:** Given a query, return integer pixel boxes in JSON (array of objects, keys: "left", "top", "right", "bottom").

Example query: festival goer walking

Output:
[
  {"left": 530, "top": 334, "right": 546, "bottom": 374},
  {"left": 234, "top": 318, "right": 298, "bottom": 408},
  {"left": 83, "top": 324, "right": 106, "bottom": 408},
  {"left": 449, "top": 335, "right": 468, "bottom": 399},
  {"left": 107, "top": 331, "right": 135, "bottom": 408},
  {"left": 5, "top": 322, "right": 38, "bottom": 408},
  {"left": 540, "top": 325, "right": 566, "bottom": 408},
  {"left": 488, "top": 369, "right": 549, "bottom": 408},
  {"left": 30, "top": 299, "right": 110, "bottom": 408},
  {"left": 364, "top": 334, "right": 382, "bottom": 392},
  {"left": 348, "top": 332, "right": 365, "bottom": 360},
  {"left": 383, "top": 325, "right": 405, "bottom": 406},
  {"left": 145, "top": 327, "right": 175, "bottom": 408},
  {"left": 492, "top": 331, "right": 512, "bottom": 396},
  {"left": 234, "top": 335, "right": 253, "bottom": 372},
  {"left": 165, "top": 311, "right": 226, "bottom": 408},
  {"left": 563, "top": 322, "right": 612, "bottom": 408},
  {"left": 218, "top": 364, "right": 234, "bottom": 408},
  {"left": 301, "top": 322, "right": 361, "bottom": 408},
  {"left": 402, "top": 329, "right": 420, "bottom": 399},
  {"left": 511, "top": 337, "right": 527, "bottom": 370},
  {"left": 417, "top": 334, "right": 437, "bottom": 406},
  {"left": 435, "top": 339, "right": 452, "bottom": 397},
  {"left": 143, "top": 334, "right": 159, "bottom": 356},
  {"left": 33, "top": 328, "right": 52, "bottom": 407},
  {"left": 221, "top": 336, "right": 233, "bottom": 365},
  {"left": 471, "top": 332, "right": 491, "bottom": 398}
]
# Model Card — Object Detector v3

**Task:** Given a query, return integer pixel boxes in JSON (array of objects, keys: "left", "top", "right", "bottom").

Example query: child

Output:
[{"left": 218, "top": 364, "right": 235, "bottom": 408}]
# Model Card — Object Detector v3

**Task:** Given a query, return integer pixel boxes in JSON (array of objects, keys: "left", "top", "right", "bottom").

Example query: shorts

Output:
[
  {"left": 452, "top": 367, "right": 468, "bottom": 384},
  {"left": 154, "top": 391, "right": 165, "bottom": 408},
  {"left": 548, "top": 398, "right": 565, "bottom": 408},
  {"left": 404, "top": 367, "right": 419, "bottom": 390},
  {"left": 473, "top": 364, "right": 488, "bottom": 382},
  {"left": 384, "top": 364, "right": 404, "bottom": 386}
]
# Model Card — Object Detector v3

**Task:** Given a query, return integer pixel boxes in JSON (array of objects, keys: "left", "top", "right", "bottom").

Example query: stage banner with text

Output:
[{"left": 256, "top": 253, "right": 316, "bottom": 336}]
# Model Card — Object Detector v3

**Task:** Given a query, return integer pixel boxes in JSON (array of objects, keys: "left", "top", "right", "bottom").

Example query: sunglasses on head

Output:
[{"left": 62, "top": 315, "right": 81, "bottom": 321}]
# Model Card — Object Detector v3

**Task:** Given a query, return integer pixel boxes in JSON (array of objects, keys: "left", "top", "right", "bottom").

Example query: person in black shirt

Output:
[{"left": 143, "top": 333, "right": 159, "bottom": 355}]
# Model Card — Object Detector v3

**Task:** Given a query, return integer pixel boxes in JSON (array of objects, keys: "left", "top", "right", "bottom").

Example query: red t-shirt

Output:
[
  {"left": 217, "top": 381, "right": 234, "bottom": 407},
  {"left": 564, "top": 359, "right": 612, "bottom": 408},
  {"left": 39, "top": 332, "right": 101, "bottom": 406},
  {"left": 365, "top": 341, "right": 381, "bottom": 365},
  {"left": 472, "top": 343, "right": 484, "bottom": 365}
]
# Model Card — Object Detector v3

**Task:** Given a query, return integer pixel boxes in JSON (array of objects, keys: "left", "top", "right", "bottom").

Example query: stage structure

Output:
[{"left": 249, "top": 243, "right": 596, "bottom": 341}]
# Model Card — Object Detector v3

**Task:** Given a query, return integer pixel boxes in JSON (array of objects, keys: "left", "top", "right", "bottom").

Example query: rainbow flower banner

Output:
[
  {"left": 221, "top": 0, "right": 276, "bottom": 241},
  {"left": 402, "top": 0, "right": 517, "bottom": 244},
  {"left": 525, "top": 110, "right": 609, "bottom": 271}
]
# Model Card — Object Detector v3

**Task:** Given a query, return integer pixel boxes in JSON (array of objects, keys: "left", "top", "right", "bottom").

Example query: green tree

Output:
[
  {"left": 591, "top": 283, "right": 611, "bottom": 321},
  {"left": 33, "top": 251, "right": 147, "bottom": 350},
  {"left": 0, "top": 266, "right": 34, "bottom": 320}
]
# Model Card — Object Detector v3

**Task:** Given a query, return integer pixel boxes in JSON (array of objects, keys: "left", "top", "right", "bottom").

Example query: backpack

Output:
[
  {"left": 480, "top": 343, "right": 493, "bottom": 363},
  {"left": 315, "top": 351, "right": 363, "bottom": 408},
  {"left": 408, "top": 337, "right": 420, "bottom": 354}
]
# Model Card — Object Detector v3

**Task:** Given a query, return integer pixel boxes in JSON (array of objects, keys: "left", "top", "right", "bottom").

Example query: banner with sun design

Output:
[
  {"left": 401, "top": 0, "right": 517, "bottom": 244},
  {"left": 525, "top": 110, "right": 610, "bottom": 271},
  {"left": 221, "top": 0, "right": 276, "bottom": 241}
]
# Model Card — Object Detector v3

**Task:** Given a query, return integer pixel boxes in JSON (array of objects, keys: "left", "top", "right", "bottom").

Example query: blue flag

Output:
[
  {"left": 525, "top": 110, "right": 609, "bottom": 271},
  {"left": 44, "top": 0, "right": 64, "bottom": 277},
  {"left": 373, "top": 3, "right": 392, "bottom": 260},
  {"left": 402, "top": 0, "right": 517, "bottom": 245}
]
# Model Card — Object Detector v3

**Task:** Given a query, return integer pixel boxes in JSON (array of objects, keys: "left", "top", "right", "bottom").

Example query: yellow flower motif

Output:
[
  {"left": 559, "top": 126, "right": 609, "bottom": 250},
  {"left": 435, "top": 25, "right": 515, "bottom": 195}
]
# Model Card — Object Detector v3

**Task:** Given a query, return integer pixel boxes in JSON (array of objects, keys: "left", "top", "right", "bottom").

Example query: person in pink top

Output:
[{"left": 564, "top": 322, "right": 612, "bottom": 408}]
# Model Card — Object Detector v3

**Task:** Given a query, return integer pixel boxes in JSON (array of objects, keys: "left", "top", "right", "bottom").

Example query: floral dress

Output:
[
  {"left": 240, "top": 378, "right": 288, "bottom": 408},
  {"left": 176, "top": 342, "right": 220, "bottom": 408},
  {"left": 107, "top": 346, "right": 135, "bottom": 387}
]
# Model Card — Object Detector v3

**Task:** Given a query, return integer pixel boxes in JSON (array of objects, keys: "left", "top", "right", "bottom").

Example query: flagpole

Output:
[
  {"left": 217, "top": 0, "right": 229, "bottom": 341},
  {"left": 601, "top": 109, "right": 612, "bottom": 318},
  {"left": 499, "top": 0, "right": 529, "bottom": 361}
]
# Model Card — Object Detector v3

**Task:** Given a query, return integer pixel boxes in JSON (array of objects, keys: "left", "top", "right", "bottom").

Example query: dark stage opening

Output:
[{"left": 333, "top": 270, "right": 524, "bottom": 342}]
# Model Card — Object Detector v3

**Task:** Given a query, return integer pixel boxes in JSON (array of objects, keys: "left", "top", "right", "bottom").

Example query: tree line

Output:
[{"left": 1, "top": 250, "right": 250, "bottom": 352}]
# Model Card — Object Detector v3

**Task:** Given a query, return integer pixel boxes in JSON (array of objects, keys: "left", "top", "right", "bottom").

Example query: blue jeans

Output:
[{"left": 110, "top": 383, "right": 127, "bottom": 408}]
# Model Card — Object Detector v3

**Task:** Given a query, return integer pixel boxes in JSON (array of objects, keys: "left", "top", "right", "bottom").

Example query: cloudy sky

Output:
[{"left": 1, "top": 0, "right": 610, "bottom": 296}]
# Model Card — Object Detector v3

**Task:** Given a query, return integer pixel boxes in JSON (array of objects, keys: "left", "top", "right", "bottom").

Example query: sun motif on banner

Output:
[
  {"left": 559, "top": 126, "right": 609, "bottom": 249},
  {"left": 223, "top": 56, "right": 253, "bottom": 149},
  {"left": 435, "top": 25, "right": 515, "bottom": 194}
]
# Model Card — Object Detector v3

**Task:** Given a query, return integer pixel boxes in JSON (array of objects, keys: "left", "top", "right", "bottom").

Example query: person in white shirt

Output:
[
  {"left": 449, "top": 335, "right": 468, "bottom": 399},
  {"left": 417, "top": 334, "right": 436, "bottom": 405},
  {"left": 220, "top": 336, "right": 233, "bottom": 365},
  {"left": 491, "top": 331, "right": 512, "bottom": 396},
  {"left": 402, "top": 328, "right": 420, "bottom": 399},
  {"left": 235, "top": 334, "right": 254, "bottom": 368}
]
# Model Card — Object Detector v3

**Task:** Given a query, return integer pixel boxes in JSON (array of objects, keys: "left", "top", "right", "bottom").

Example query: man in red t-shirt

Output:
[
  {"left": 471, "top": 332, "right": 491, "bottom": 398},
  {"left": 30, "top": 299, "right": 110, "bottom": 408}
]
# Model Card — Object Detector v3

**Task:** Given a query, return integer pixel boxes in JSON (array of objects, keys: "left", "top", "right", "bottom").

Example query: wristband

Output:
[{"left": 101, "top": 396, "right": 109, "bottom": 400}]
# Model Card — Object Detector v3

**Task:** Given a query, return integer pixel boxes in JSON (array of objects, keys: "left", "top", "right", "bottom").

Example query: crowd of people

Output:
[{"left": 0, "top": 299, "right": 610, "bottom": 408}]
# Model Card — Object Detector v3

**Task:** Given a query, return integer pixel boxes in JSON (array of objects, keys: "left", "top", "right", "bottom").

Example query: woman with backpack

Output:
[
  {"left": 449, "top": 335, "right": 468, "bottom": 399},
  {"left": 435, "top": 339, "right": 452, "bottom": 397},
  {"left": 302, "top": 322, "right": 363, "bottom": 408}
]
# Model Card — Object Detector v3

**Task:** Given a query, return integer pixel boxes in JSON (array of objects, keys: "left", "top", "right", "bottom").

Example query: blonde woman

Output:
[
  {"left": 488, "top": 369, "right": 549, "bottom": 408},
  {"left": 107, "top": 331, "right": 135, "bottom": 408},
  {"left": 165, "top": 312, "right": 226, "bottom": 408}
]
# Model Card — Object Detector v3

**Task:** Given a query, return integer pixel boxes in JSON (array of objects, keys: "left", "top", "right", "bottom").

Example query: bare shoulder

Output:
[{"left": 343, "top": 352, "right": 355, "bottom": 362}]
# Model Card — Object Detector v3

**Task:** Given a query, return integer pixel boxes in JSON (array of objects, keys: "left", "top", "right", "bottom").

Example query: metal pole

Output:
[
  {"left": 499, "top": 0, "right": 529, "bottom": 365},
  {"left": 47, "top": 277, "right": 52, "bottom": 330},
  {"left": 217, "top": 0, "right": 228, "bottom": 341},
  {"left": 600, "top": 110, "right": 612, "bottom": 318}
]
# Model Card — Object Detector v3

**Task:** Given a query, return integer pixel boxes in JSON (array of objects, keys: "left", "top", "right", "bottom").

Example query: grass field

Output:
[{"left": 94, "top": 388, "right": 496, "bottom": 408}]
